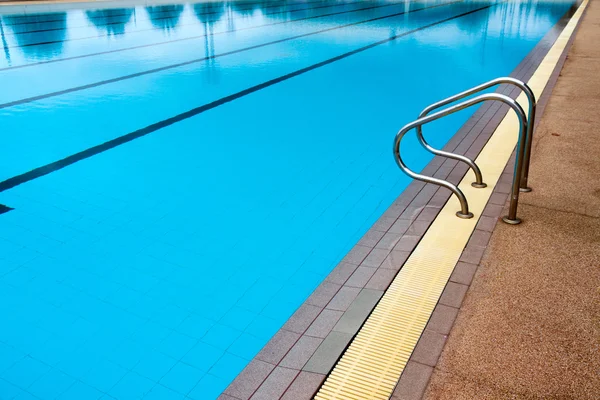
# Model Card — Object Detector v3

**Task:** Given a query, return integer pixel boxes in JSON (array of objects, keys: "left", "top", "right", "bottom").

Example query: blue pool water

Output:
[{"left": 0, "top": 0, "right": 577, "bottom": 398}]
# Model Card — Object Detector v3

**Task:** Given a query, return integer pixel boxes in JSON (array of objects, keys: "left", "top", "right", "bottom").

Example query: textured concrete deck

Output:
[{"left": 424, "top": 1, "right": 600, "bottom": 398}]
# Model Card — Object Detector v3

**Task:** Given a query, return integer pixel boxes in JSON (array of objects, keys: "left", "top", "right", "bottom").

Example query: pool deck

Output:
[{"left": 423, "top": 1, "right": 600, "bottom": 398}]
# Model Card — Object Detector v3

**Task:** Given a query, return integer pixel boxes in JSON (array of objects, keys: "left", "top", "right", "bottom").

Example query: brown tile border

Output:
[
  {"left": 389, "top": 2, "right": 588, "bottom": 399},
  {"left": 219, "top": 4, "right": 584, "bottom": 399}
]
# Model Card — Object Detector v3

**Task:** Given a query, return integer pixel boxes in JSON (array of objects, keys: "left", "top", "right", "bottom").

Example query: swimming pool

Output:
[{"left": 0, "top": 0, "right": 577, "bottom": 399}]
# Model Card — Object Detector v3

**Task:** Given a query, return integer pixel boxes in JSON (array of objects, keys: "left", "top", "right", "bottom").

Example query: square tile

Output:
[
  {"left": 223, "top": 360, "right": 274, "bottom": 400},
  {"left": 182, "top": 342, "right": 223, "bottom": 372},
  {"left": 28, "top": 368, "right": 76, "bottom": 399},
  {"left": 227, "top": 334, "right": 264, "bottom": 361},
  {"left": 144, "top": 384, "right": 185, "bottom": 400},
  {"left": 248, "top": 367, "right": 298, "bottom": 400},
  {"left": 209, "top": 353, "right": 248, "bottom": 380},
  {"left": 109, "top": 371, "right": 154, "bottom": 400},
  {"left": 133, "top": 350, "right": 178, "bottom": 382},
  {"left": 1, "top": 356, "right": 51, "bottom": 390},
  {"left": 56, "top": 381, "right": 103, "bottom": 400},
  {"left": 157, "top": 331, "right": 197, "bottom": 360},
  {"left": 82, "top": 360, "right": 128, "bottom": 393},
  {"left": 201, "top": 324, "right": 242, "bottom": 351},
  {"left": 245, "top": 315, "right": 280, "bottom": 341},
  {"left": 176, "top": 315, "right": 214, "bottom": 340},
  {"left": 279, "top": 336, "right": 323, "bottom": 370},
  {"left": 160, "top": 362, "right": 204, "bottom": 395},
  {"left": 188, "top": 374, "right": 229, "bottom": 400}
]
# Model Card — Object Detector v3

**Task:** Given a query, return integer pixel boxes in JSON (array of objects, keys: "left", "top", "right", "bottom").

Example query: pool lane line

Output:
[
  {"left": 1, "top": 0, "right": 310, "bottom": 26},
  {"left": 2, "top": 0, "right": 331, "bottom": 35},
  {"left": 0, "top": 0, "right": 464, "bottom": 110},
  {"left": 0, "top": 3, "right": 497, "bottom": 193},
  {"left": 0, "top": 0, "right": 406, "bottom": 72},
  {"left": 314, "top": 2, "right": 587, "bottom": 398},
  {"left": 2, "top": 0, "right": 368, "bottom": 48}
]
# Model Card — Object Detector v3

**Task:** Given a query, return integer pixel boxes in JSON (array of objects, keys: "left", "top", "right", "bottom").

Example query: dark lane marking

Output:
[
  {"left": 0, "top": 0, "right": 461, "bottom": 109},
  {"left": 3, "top": 0, "right": 329, "bottom": 34},
  {"left": 0, "top": 4, "right": 497, "bottom": 193},
  {"left": 6, "top": 0, "right": 362, "bottom": 50},
  {"left": 1, "top": 0, "right": 398, "bottom": 72},
  {"left": 2, "top": 0, "right": 307, "bottom": 26}
]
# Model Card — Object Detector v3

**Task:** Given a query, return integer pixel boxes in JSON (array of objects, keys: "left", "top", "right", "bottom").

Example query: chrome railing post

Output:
[
  {"left": 519, "top": 95, "right": 536, "bottom": 192},
  {"left": 393, "top": 93, "right": 527, "bottom": 222},
  {"left": 416, "top": 77, "right": 536, "bottom": 193},
  {"left": 503, "top": 104, "right": 528, "bottom": 224}
]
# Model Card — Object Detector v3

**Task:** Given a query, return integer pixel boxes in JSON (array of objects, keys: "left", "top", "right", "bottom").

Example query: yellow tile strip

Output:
[{"left": 315, "top": 1, "right": 588, "bottom": 398}]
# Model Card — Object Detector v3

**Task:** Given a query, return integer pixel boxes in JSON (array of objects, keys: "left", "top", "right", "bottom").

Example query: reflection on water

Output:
[
  {"left": 193, "top": 2, "right": 224, "bottom": 80},
  {"left": 0, "top": 18, "right": 10, "bottom": 63},
  {"left": 229, "top": 0, "right": 260, "bottom": 17},
  {"left": 193, "top": 2, "right": 225, "bottom": 25},
  {"left": 86, "top": 9, "right": 134, "bottom": 36},
  {"left": 3, "top": 13, "right": 66, "bottom": 60},
  {"left": 0, "top": 1, "right": 579, "bottom": 65},
  {"left": 145, "top": 5, "right": 184, "bottom": 32}
]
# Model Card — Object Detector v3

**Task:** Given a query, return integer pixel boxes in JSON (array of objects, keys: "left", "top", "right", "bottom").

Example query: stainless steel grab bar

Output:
[
  {"left": 393, "top": 93, "right": 527, "bottom": 222},
  {"left": 417, "top": 77, "right": 536, "bottom": 192}
]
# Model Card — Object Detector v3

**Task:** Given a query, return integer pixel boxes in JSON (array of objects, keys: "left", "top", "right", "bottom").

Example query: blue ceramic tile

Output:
[
  {"left": 133, "top": 350, "right": 178, "bottom": 383},
  {"left": 0, "top": 343, "right": 25, "bottom": 374},
  {"left": 181, "top": 342, "right": 222, "bottom": 372},
  {"left": 160, "top": 362, "right": 203, "bottom": 395},
  {"left": 107, "top": 339, "right": 147, "bottom": 370},
  {"left": 130, "top": 321, "right": 171, "bottom": 348},
  {"left": 143, "top": 384, "right": 185, "bottom": 400},
  {"left": 208, "top": 353, "right": 247, "bottom": 381},
  {"left": 151, "top": 304, "right": 190, "bottom": 329},
  {"left": 109, "top": 372, "right": 155, "bottom": 400},
  {"left": 56, "top": 381, "right": 103, "bottom": 400},
  {"left": 1, "top": 356, "right": 51, "bottom": 389},
  {"left": 244, "top": 315, "right": 281, "bottom": 341},
  {"left": 0, "top": 378, "right": 25, "bottom": 400},
  {"left": 219, "top": 307, "right": 256, "bottom": 332},
  {"left": 227, "top": 334, "right": 265, "bottom": 361},
  {"left": 200, "top": 325, "right": 241, "bottom": 351},
  {"left": 13, "top": 391, "right": 42, "bottom": 400},
  {"left": 157, "top": 331, "right": 197, "bottom": 360},
  {"left": 176, "top": 315, "right": 213, "bottom": 340},
  {"left": 187, "top": 374, "right": 229, "bottom": 400},
  {"left": 82, "top": 360, "right": 128, "bottom": 393},
  {"left": 28, "top": 368, "right": 76, "bottom": 399}
]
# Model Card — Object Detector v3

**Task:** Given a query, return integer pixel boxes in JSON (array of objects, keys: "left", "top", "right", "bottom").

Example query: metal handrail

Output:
[
  {"left": 416, "top": 77, "right": 536, "bottom": 192},
  {"left": 393, "top": 93, "right": 527, "bottom": 222}
]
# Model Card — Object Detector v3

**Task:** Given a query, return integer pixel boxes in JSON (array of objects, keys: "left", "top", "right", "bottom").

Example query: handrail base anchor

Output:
[
  {"left": 519, "top": 187, "right": 532, "bottom": 193},
  {"left": 456, "top": 211, "right": 474, "bottom": 219},
  {"left": 502, "top": 216, "right": 522, "bottom": 225},
  {"left": 471, "top": 182, "right": 487, "bottom": 188}
]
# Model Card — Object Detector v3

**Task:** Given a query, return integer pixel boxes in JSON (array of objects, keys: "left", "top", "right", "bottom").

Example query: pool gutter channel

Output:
[{"left": 220, "top": 3, "right": 584, "bottom": 400}]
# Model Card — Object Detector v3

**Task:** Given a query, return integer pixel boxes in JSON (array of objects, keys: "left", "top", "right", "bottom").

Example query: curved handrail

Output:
[
  {"left": 393, "top": 93, "right": 527, "bottom": 220},
  {"left": 416, "top": 77, "right": 536, "bottom": 192}
]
